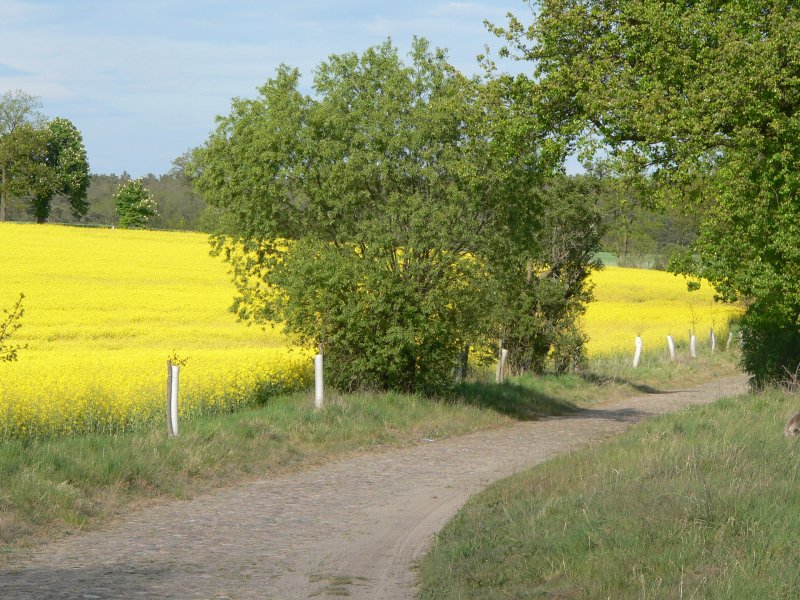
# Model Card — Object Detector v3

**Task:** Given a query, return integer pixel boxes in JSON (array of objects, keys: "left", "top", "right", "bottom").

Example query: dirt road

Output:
[{"left": 0, "top": 375, "right": 747, "bottom": 599}]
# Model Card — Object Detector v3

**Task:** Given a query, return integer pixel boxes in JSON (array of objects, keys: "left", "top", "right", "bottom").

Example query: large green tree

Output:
[
  {"left": 0, "top": 90, "right": 45, "bottom": 221},
  {"left": 0, "top": 91, "right": 90, "bottom": 223},
  {"left": 494, "top": 1, "right": 800, "bottom": 385},
  {"left": 191, "top": 39, "right": 562, "bottom": 392},
  {"left": 30, "top": 117, "right": 90, "bottom": 223}
]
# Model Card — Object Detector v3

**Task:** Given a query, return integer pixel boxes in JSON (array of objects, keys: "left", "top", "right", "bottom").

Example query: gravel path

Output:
[{"left": 0, "top": 374, "right": 747, "bottom": 599}]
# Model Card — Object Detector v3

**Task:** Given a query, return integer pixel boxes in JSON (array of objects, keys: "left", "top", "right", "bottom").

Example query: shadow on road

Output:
[
  {"left": 448, "top": 370, "right": 687, "bottom": 422},
  {"left": 452, "top": 381, "right": 579, "bottom": 421},
  {"left": 578, "top": 372, "right": 677, "bottom": 395}
]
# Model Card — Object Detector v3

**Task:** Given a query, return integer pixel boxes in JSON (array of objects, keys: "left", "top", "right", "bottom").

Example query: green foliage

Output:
[
  {"left": 0, "top": 123, "right": 50, "bottom": 220},
  {"left": 495, "top": 1, "right": 800, "bottom": 385},
  {"left": 588, "top": 162, "right": 702, "bottom": 269},
  {"left": 0, "top": 92, "right": 89, "bottom": 224},
  {"left": 739, "top": 301, "right": 800, "bottom": 388},
  {"left": 496, "top": 174, "right": 604, "bottom": 374},
  {"left": 192, "top": 39, "right": 564, "bottom": 392},
  {"left": 49, "top": 170, "right": 209, "bottom": 230},
  {"left": 113, "top": 179, "right": 158, "bottom": 228},
  {"left": 30, "top": 117, "right": 90, "bottom": 223},
  {"left": 0, "top": 90, "right": 46, "bottom": 221},
  {"left": 0, "top": 293, "right": 26, "bottom": 363},
  {"left": 0, "top": 90, "right": 44, "bottom": 137},
  {"left": 15, "top": 156, "right": 238, "bottom": 231}
]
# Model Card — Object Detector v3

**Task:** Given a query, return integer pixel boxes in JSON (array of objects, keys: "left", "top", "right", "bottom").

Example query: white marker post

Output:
[
  {"left": 314, "top": 351, "right": 324, "bottom": 409},
  {"left": 167, "top": 360, "right": 179, "bottom": 436},
  {"left": 690, "top": 334, "right": 697, "bottom": 358},
  {"left": 633, "top": 336, "right": 643, "bottom": 368},
  {"left": 710, "top": 328, "right": 717, "bottom": 352},
  {"left": 666, "top": 335, "right": 676, "bottom": 362}
]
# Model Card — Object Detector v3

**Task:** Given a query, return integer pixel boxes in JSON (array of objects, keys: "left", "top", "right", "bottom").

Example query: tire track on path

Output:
[{"left": 0, "top": 375, "right": 747, "bottom": 599}]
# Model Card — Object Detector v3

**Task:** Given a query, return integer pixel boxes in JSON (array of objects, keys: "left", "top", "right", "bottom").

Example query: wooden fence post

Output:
[{"left": 495, "top": 339, "right": 504, "bottom": 384}]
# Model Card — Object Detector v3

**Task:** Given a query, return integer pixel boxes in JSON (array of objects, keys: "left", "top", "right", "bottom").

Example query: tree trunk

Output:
[
  {"left": 1, "top": 165, "right": 6, "bottom": 222},
  {"left": 622, "top": 223, "right": 629, "bottom": 262},
  {"left": 33, "top": 194, "right": 49, "bottom": 223}
]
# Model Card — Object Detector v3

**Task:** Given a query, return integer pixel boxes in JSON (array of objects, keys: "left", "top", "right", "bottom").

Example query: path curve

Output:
[{"left": 0, "top": 375, "right": 747, "bottom": 599}]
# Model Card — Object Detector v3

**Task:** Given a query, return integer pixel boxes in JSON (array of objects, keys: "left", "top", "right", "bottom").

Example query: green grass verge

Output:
[
  {"left": 0, "top": 350, "right": 739, "bottom": 562},
  {"left": 0, "top": 390, "right": 513, "bottom": 558},
  {"left": 418, "top": 388, "right": 800, "bottom": 599}
]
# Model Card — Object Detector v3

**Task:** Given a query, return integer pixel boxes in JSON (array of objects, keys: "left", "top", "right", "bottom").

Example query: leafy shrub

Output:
[
  {"left": 114, "top": 179, "right": 158, "bottom": 228},
  {"left": 740, "top": 301, "right": 800, "bottom": 389}
]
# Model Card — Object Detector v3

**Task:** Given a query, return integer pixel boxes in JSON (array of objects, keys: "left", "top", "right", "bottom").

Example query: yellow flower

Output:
[{"left": 0, "top": 224, "right": 739, "bottom": 439}]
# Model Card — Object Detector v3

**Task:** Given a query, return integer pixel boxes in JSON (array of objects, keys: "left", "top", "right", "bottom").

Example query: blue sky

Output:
[{"left": 1, "top": 1, "right": 535, "bottom": 176}]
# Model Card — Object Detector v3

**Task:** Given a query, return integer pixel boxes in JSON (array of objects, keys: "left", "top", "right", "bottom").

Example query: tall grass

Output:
[{"left": 418, "top": 388, "right": 800, "bottom": 599}]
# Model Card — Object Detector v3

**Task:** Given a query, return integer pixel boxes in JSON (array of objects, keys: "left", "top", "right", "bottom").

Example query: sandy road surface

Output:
[{"left": 0, "top": 375, "right": 747, "bottom": 599}]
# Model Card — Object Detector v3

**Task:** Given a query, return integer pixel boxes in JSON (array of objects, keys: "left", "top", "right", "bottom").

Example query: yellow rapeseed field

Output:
[
  {"left": 584, "top": 266, "right": 741, "bottom": 357},
  {"left": 0, "top": 223, "right": 740, "bottom": 438},
  {"left": 0, "top": 223, "right": 311, "bottom": 439}
]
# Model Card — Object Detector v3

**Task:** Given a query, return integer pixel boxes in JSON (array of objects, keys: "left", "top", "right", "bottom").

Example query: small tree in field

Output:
[
  {"left": 1, "top": 293, "right": 26, "bottom": 363},
  {"left": 114, "top": 179, "right": 157, "bottom": 228}
]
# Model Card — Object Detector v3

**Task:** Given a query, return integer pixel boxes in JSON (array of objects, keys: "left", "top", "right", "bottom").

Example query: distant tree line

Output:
[
  {"left": 1, "top": 167, "right": 209, "bottom": 230},
  {"left": 82, "top": 169, "right": 208, "bottom": 230},
  {"left": 589, "top": 165, "right": 702, "bottom": 269},
  {"left": 2, "top": 155, "right": 698, "bottom": 266},
  {"left": 0, "top": 89, "right": 700, "bottom": 259},
  {"left": 0, "top": 90, "right": 208, "bottom": 230}
]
